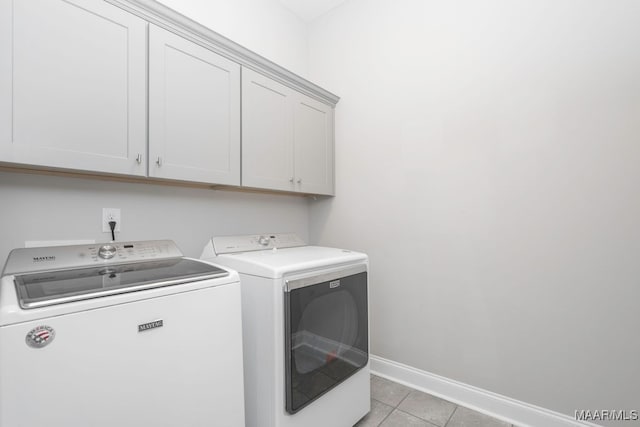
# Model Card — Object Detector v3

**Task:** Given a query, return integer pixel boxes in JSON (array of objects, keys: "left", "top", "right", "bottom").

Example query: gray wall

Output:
[
  {"left": 0, "top": 171, "right": 309, "bottom": 263},
  {"left": 308, "top": 0, "right": 640, "bottom": 422}
]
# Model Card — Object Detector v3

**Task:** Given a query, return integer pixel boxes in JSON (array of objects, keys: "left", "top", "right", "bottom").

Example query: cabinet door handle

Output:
[
  {"left": 289, "top": 177, "right": 294, "bottom": 183},
  {"left": 156, "top": 157, "right": 162, "bottom": 167},
  {"left": 136, "top": 154, "right": 143, "bottom": 164},
  {"left": 297, "top": 178, "right": 302, "bottom": 184}
]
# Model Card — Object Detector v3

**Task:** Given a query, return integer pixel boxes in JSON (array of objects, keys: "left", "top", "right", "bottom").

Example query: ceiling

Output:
[{"left": 278, "top": 0, "right": 349, "bottom": 23}]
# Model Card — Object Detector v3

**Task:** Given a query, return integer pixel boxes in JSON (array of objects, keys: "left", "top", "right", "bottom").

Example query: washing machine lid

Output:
[
  {"left": 2, "top": 240, "right": 230, "bottom": 309},
  {"left": 13, "top": 258, "right": 228, "bottom": 309},
  {"left": 212, "top": 246, "right": 367, "bottom": 278}
]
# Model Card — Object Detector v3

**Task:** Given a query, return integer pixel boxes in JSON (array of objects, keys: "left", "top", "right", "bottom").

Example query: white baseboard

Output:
[{"left": 370, "top": 355, "right": 601, "bottom": 427}]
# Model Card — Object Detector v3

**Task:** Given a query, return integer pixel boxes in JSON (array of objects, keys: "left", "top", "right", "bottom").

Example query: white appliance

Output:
[
  {"left": 201, "top": 233, "right": 370, "bottom": 427},
  {"left": 0, "top": 240, "right": 245, "bottom": 427}
]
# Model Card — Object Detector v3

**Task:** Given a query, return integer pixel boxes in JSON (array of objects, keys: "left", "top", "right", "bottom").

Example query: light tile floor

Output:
[{"left": 355, "top": 375, "right": 515, "bottom": 427}]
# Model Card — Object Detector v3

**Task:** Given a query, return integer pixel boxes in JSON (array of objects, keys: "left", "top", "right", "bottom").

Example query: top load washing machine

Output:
[
  {"left": 201, "top": 233, "right": 370, "bottom": 427},
  {"left": 0, "top": 240, "right": 245, "bottom": 427}
]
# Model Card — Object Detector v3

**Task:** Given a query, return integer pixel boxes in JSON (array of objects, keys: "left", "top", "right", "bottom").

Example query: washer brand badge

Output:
[
  {"left": 26, "top": 325, "right": 55, "bottom": 348},
  {"left": 138, "top": 319, "right": 163, "bottom": 332},
  {"left": 329, "top": 280, "right": 341, "bottom": 289},
  {"left": 32, "top": 255, "right": 55, "bottom": 263}
]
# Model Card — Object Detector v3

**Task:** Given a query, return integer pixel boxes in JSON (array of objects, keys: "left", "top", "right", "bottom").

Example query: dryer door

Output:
[{"left": 284, "top": 265, "right": 368, "bottom": 414}]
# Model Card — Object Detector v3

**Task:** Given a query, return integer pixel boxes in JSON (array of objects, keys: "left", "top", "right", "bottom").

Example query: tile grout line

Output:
[
  {"left": 375, "top": 407, "right": 394, "bottom": 427},
  {"left": 371, "top": 388, "right": 413, "bottom": 427},
  {"left": 377, "top": 390, "right": 411, "bottom": 427},
  {"left": 367, "top": 397, "right": 395, "bottom": 427},
  {"left": 387, "top": 389, "right": 413, "bottom": 425},
  {"left": 373, "top": 395, "right": 401, "bottom": 427},
  {"left": 390, "top": 390, "right": 442, "bottom": 427},
  {"left": 443, "top": 405, "right": 459, "bottom": 427},
  {"left": 396, "top": 388, "right": 454, "bottom": 427},
  {"left": 395, "top": 389, "right": 412, "bottom": 408},
  {"left": 394, "top": 408, "right": 441, "bottom": 427}
]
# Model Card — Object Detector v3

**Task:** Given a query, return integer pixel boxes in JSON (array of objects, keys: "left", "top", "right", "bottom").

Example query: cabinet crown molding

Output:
[{"left": 105, "top": 0, "right": 340, "bottom": 106}]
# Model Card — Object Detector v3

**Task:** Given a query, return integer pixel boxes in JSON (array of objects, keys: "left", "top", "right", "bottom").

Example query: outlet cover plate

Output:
[{"left": 102, "top": 208, "right": 121, "bottom": 233}]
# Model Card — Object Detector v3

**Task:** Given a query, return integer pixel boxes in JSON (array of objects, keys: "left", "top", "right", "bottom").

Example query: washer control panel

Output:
[
  {"left": 3, "top": 240, "right": 183, "bottom": 275},
  {"left": 211, "top": 233, "right": 306, "bottom": 255}
]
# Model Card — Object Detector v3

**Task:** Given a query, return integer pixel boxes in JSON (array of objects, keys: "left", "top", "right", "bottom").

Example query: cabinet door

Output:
[
  {"left": 241, "top": 67, "right": 295, "bottom": 192},
  {"left": 293, "top": 94, "right": 335, "bottom": 195},
  {"left": 149, "top": 25, "right": 240, "bottom": 185},
  {"left": 0, "top": 0, "right": 147, "bottom": 176}
]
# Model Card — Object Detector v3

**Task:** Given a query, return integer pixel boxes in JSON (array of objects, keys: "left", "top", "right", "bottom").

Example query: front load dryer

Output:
[{"left": 201, "top": 233, "right": 370, "bottom": 427}]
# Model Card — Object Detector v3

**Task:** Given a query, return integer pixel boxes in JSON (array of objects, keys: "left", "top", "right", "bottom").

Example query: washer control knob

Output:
[
  {"left": 98, "top": 244, "right": 117, "bottom": 259},
  {"left": 258, "top": 235, "right": 271, "bottom": 246}
]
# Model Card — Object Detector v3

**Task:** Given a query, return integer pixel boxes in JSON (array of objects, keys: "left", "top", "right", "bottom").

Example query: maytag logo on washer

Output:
[
  {"left": 329, "top": 280, "right": 341, "bottom": 289},
  {"left": 26, "top": 325, "right": 56, "bottom": 348},
  {"left": 32, "top": 255, "right": 55, "bottom": 263},
  {"left": 138, "top": 319, "right": 164, "bottom": 332}
]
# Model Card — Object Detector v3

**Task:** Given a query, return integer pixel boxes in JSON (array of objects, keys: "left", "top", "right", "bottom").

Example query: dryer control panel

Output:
[{"left": 210, "top": 233, "right": 306, "bottom": 255}]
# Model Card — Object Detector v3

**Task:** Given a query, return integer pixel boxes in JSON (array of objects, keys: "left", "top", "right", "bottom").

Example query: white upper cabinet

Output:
[
  {"left": 241, "top": 67, "right": 295, "bottom": 192},
  {"left": 0, "top": 0, "right": 337, "bottom": 194},
  {"left": 293, "top": 94, "right": 334, "bottom": 195},
  {"left": 148, "top": 25, "right": 240, "bottom": 185},
  {"left": 0, "top": 0, "right": 147, "bottom": 176},
  {"left": 242, "top": 67, "right": 335, "bottom": 195}
]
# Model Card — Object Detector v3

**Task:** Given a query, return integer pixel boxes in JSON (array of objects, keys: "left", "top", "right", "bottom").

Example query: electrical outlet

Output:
[{"left": 102, "top": 208, "right": 122, "bottom": 233}]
